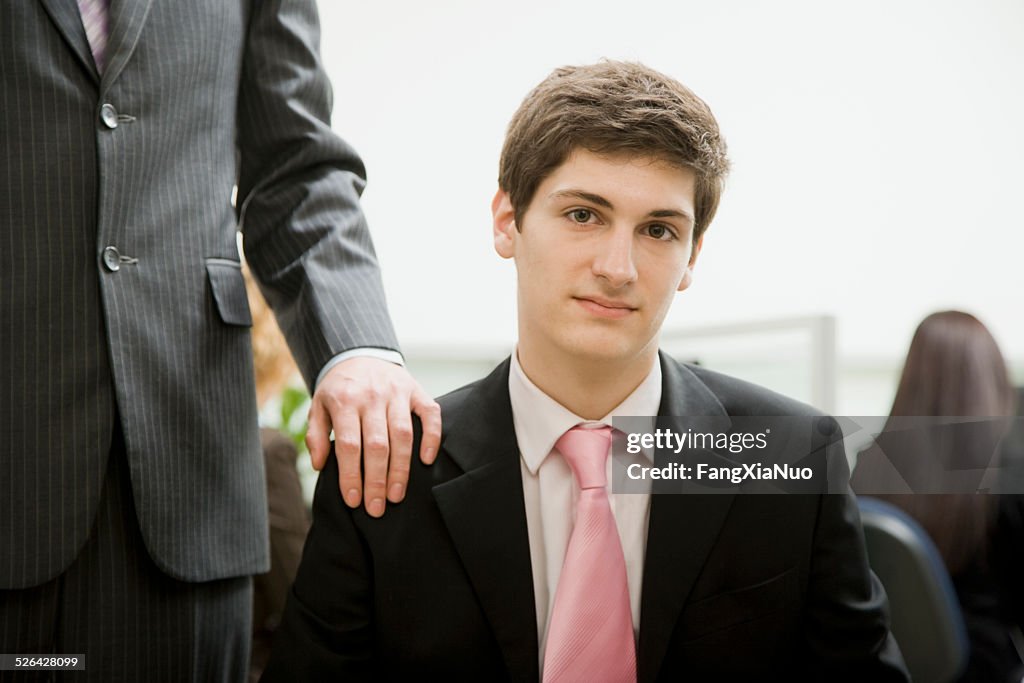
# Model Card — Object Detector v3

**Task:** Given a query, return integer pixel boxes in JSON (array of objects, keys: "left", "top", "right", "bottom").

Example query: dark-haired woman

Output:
[{"left": 851, "top": 311, "right": 1024, "bottom": 683}]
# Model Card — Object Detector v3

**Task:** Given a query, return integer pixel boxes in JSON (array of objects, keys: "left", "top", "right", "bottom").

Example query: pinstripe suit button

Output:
[
  {"left": 102, "top": 246, "right": 121, "bottom": 272},
  {"left": 100, "top": 103, "right": 118, "bottom": 129}
]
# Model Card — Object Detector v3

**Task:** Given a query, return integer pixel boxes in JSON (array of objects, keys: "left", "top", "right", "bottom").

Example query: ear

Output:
[
  {"left": 677, "top": 234, "right": 704, "bottom": 292},
  {"left": 492, "top": 188, "right": 517, "bottom": 259}
]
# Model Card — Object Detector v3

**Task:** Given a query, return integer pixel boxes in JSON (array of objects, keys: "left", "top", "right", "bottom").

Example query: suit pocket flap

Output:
[
  {"left": 206, "top": 259, "right": 252, "bottom": 327},
  {"left": 681, "top": 568, "right": 797, "bottom": 642}
]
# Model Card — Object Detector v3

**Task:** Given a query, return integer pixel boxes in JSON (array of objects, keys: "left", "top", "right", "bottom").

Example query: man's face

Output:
[{"left": 493, "top": 148, "right": 702, "bottom": 368}]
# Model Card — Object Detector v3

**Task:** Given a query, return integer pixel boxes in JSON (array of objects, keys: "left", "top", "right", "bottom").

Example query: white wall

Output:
[{"left": 316, "top": 0, "right": 1024, "bottom": 411}]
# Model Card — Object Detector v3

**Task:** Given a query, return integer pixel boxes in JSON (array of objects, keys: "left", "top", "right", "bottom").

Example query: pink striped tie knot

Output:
[
  {"left": 543, "top": 424, "right": 636, "bottom": 683},
  {"left": 555, "top": 425, "right": 612, "bottom": 490}
]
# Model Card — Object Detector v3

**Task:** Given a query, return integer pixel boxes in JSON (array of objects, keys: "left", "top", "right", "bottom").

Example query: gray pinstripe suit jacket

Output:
[{"left": 0, "top": 0, "right": 399, "bottom": 589}]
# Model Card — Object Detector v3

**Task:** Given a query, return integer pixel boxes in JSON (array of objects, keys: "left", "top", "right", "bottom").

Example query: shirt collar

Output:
[{"left": 508, "top": 348, "right": 662, "bottom": 475}]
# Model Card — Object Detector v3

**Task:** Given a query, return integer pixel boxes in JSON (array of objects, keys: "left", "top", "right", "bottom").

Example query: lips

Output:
[{"left": 574, "top": 296, "right": 637, "bottom": 319}]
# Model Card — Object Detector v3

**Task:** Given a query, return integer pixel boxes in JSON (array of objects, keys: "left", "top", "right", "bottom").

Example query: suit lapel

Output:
[
  {"left": 637, "top": 353, "right": 738, "bottom": 683},
  {"left": 100, "top": 0, "right": 154, "bottom": 92},
  {"left": 39, "top": 0, "right": 100, "bottom": 84},
  {"left": 432, "top": 360, "right": 540, "bottom": 683}
]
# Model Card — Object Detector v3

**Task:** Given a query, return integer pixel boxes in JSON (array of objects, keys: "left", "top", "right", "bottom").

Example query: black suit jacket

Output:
[{"left": 263, "top": 354, "right": 909, "bottom": 681}]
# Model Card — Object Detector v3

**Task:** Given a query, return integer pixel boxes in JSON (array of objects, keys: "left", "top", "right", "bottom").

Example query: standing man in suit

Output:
[
  {"left": 263, "top": 61, "right": 909, "bottom": 681},
  {"left": 0, "top": 1, "right": 440, "bottom": 680}
]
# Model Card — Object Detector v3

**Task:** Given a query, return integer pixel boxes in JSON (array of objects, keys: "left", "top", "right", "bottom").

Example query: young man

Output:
[{"left": 263, "top": 61, "right": 909, "bottom": 681}]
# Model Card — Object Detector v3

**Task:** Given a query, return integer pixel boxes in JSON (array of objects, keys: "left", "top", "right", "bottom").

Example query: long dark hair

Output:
[
  {"left": 890, "top": 311, "right": 1014, "bottom": 419},
  {"left": 878, "top": 311, "right": 1015, "bottom": 574}
]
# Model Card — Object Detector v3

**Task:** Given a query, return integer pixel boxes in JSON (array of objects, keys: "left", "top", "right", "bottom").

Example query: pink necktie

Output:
[
  {"left": 543, "top": 425, "right": 637, "bottom": 683},
  {"left": 77, "top": 0, "right": 110, "bottom": 74}
]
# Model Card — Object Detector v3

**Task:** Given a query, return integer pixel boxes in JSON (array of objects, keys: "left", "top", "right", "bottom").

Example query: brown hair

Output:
[
  {"left": 498, "top": 61, "right": 730, "bottom": 242},
  {"left": 890, "top": 311, "right": 1014, "bottom": 419},
  {"left": 879, "top": 311, "right": 1015, "bottom": 574}
]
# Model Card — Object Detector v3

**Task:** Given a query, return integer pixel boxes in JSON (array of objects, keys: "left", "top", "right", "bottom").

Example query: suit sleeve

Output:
[
  {"left": 235, "top": 0, "right": 399, "bottom": 389},
  {"left": 802, "top": 418, "right": 910, "bottom": 681},
  {"left": 261, "top": 452, "right": 375, "bottom": 681}
]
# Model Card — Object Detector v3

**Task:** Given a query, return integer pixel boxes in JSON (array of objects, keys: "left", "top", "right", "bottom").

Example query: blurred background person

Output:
[
  {"left": 244, "top": 267, "right": 311, "bottom": 682},
  {"left": 852, "top": 311, "right": 1024, "bottom": 682}
]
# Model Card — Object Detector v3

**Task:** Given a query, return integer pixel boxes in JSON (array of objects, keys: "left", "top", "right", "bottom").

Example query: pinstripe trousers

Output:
[{"left": 0, "top": 423, "right": 252, "bottom": 682}]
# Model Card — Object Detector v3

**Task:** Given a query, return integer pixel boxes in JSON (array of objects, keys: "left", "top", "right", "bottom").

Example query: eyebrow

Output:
[{"left": 548, "top": 189, "right": 694, "bottom": 223}]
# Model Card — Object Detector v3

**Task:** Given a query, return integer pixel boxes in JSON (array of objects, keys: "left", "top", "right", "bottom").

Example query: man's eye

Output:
[
  {"left": 646, "top": 224, "right": 675, "bottom": 240},
  {"left": 569, "top": 209, "right": 593, "bottom": 223}
]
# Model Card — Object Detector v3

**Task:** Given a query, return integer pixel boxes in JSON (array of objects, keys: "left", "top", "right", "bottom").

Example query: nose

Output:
[{"left": 591, "top": 226, "right": 638, "bottom": 288}]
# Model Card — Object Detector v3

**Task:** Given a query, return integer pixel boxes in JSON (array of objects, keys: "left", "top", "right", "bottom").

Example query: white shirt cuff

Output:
[{"left": 315, "top": 347, "right": 405, "bottom": 389}]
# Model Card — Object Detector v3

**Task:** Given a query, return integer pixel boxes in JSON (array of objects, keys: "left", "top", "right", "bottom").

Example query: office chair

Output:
[{"left": 858, "top": 496, "right": 970, "bottom": 683}]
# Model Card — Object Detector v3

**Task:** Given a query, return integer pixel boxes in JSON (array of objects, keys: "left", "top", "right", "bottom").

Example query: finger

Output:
[
  {"left": 385, "top": 397, "right": 414, "bottom": 504},
  {"left": 360, "top": 405, "right": 390, "bottom": 518},
  {"left": 305, "top": 398, "right": 331, "bottom": 471},
  {"left": 412, "top": 390, "right": 442, "bottom": 465},
  {"left": 330, "top": 405, "right": 363, "bottom": 509}
]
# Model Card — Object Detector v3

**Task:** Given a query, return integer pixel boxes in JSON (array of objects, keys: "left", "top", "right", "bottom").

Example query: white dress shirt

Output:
[{"left": 508, "top": 351, "right": 660, "bottom": 665}]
